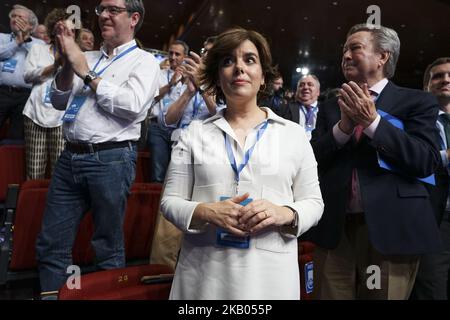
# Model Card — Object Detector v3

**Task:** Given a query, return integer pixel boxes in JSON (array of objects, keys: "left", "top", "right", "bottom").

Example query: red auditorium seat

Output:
[
  {"left": 58, "top": 264, "right": 173, "bottom": 300},
  {"left": 124, "top": 183, "right": 162, "bottom": 261},
  {"left": 135, "top": 151, "right": 151, "bottom": 182},
  {"left": 0, "top": 144, "right": 25, "bottom": 203},
  {"left": 0, "top": 181, "right": 163, "bottom": 285}
]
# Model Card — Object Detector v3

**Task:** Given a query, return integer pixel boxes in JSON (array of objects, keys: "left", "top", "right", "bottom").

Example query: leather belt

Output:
[{"left": 65, "top": 140, "right": 135, "bottom": 154}]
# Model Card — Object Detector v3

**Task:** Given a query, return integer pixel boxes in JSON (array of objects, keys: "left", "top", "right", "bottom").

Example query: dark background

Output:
[{"left": 1, "top": 0, "right": 449, "bottom": 90}]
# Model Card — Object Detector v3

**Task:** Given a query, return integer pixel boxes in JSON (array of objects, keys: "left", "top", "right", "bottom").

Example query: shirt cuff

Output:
[
  {"left": 333, "top": 122, "right": 353, "bottom": 146},
  {"left": 363, "top": 114, "right": 381, "bottom": 139}
]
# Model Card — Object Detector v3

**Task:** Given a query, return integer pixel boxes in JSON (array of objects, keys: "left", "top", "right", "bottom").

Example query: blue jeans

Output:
[
  {"left": 147, "top": 122, "right": 172, "bottom": 183},
  {"left": 36, "top": 145, "right": 136, "bottom": 293}
]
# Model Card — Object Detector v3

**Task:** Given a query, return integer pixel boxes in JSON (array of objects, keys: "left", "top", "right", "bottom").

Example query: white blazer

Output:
[{"left": 161, "top": 107, "right": 324, "bottom": 300}]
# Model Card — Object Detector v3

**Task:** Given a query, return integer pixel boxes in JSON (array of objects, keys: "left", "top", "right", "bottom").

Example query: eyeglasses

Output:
[{"left": 95, "top": 5, "right": 129, "bottom": 16}]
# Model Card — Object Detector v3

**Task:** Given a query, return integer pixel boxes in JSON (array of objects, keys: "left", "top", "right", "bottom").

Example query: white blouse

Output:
[
  {"left": 161, "top": 107, "right": 324, "bottom": 300},
  {"left": 22, "top": 43, "right": 64, "bottom": 128}
]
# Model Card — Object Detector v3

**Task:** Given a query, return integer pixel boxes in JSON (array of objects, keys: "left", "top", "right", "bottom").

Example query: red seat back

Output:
[
  {"left": 135, "top": 151, "right": 151, "bottom": 183},
  {"left": 58, "top": 264, "right": 173, "bottom": 300},
  {"left": 124, "top": 183, "right": 162, "bottom": 260},
  {"left": 9, "top": 179, "right": 50, "bottom": 270},
  {"left": 0, "top": 144, "right": 25, "bottom": 202},
  {"left": 8, "top": 182, "right": 162, "bottom": 271}
]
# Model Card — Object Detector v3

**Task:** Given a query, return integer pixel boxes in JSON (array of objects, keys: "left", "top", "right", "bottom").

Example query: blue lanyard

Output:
[
  {"left": 300, "top": 104, "right": 316, "bottom": 127},
  {"left": 82, "top": 44, "right": 138, "bottom": 90},
  {"left": 167, "top": 70, "right": 173, "bottom": 95},
  {"left": 92, "top": 44, "right": 138, "bottom": 76},
  {"left": 192, "top": 92, "right": 202, "bottom": 119},
  {"left": 224, "top": 121, "right": 269, "bottom": 183}
]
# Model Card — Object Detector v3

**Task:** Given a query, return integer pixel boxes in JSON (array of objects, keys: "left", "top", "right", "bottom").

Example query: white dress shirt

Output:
[
  {"left": 22, "top": 43, "right": 64, "bottom": 128},
  {"left": 161, "top": 107, "right": 324, "bottom": 299},
  {"left": 298, "top": 100, "right": 319, "bottom": 141},
  {"left": 0, "top": 33, "right": 44, "bottom": 88},
  {"left": 50, "top": 39, "right": 160, "bottom": 143}
]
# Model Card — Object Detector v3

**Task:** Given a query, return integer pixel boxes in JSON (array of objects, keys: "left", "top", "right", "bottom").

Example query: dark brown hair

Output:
[
  {"left": 200, "top": 27, "right": 277, "bottom": 104},
  {"left": 423, "top": 57, "right": 450, "bottom": 90},
  {"left": 44, "top": 8, "right": 75, "bottom": 44}
]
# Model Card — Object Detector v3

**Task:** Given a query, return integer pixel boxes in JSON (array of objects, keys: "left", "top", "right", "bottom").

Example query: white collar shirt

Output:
[
  {"left": 0, "top": 33, "right": 45, "bottom": 88},
  {"left": 50, "top": 39, "right": 160, "bottom": 143},
  {"left": 23, "top": 43, "right": 64, "bottom": 127}
]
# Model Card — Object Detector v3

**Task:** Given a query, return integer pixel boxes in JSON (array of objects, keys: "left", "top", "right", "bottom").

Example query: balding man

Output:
[{"left": 281, "top": 74, "right": 321, "bottom": 140}]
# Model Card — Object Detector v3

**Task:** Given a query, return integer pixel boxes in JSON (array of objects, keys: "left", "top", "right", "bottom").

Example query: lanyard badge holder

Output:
[
  {"left": 2, "top": 58, "right": 18, "bottom": 73},
  {"left": 62, "top": 45, "right": 138, "bottom": 123},
  {"left": 216, "top": 197, "right": 253, "bottom": 249},
  {"left": 216, "top": 121, "right": 269, "bottom": 249}
]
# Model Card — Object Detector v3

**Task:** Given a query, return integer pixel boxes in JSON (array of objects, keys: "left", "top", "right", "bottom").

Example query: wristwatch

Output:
[
  {"left": 83, "top": 70, "right": 98, "bottom": 86},
  {"left": 284, "top": 206, "right": 299, "bottom": 228}
]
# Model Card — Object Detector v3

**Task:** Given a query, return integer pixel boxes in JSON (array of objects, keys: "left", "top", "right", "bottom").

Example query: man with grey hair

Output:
[
  {"left": 36, "top": 0, "right": 160, "bottom": 299},
  {"left": 281, "top": 74, "right": 321, "bottom": 140},
  {"left": 307, "top": 23, "right": 442, "bottom": 299},
  {"left": 76, "top": 28, "right": 95, "bottom": 51},
  {"left": 0, "top": 4, "right": 43, "bottom": 139},
  {"left": 412, "top": 57, "right": 450, "bottom": 300}
]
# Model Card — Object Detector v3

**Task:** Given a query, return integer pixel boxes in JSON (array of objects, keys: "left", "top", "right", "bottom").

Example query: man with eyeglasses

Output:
[{"left": 36, "top": 0, "right": 160, "bottom": 299}]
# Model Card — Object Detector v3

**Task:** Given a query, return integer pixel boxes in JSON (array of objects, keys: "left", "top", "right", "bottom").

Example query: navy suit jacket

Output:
[{"left": 305, "top": 81, "right": 443, "bottom": 255}]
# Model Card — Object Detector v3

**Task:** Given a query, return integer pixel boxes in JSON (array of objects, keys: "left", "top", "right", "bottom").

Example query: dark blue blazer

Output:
[{"left": 306, "top": 81, "right": 443, "bottom": 255}]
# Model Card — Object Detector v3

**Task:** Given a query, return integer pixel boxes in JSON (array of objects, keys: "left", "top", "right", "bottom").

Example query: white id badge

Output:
[
  {"left": 2, "top": 58, "right": 18, "bottom": 73},
  {"left": 43, "top": 85, "right": 51, "bottom": 104}
]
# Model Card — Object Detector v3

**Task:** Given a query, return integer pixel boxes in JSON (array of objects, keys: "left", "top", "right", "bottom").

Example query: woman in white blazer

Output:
[{"left": 160, "top": 28, "right": 324, "bottom": 300}]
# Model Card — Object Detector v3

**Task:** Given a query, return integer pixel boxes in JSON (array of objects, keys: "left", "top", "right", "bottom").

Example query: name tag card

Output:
[
  {"left": 62, "top": 95, "right": 88, "bottom": 123},
  {"left": 2, "top": 59, "right": 18, "bottom": 73}
]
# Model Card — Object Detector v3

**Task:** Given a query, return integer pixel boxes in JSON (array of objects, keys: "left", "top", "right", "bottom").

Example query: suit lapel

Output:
[
  {"left": 374, "top": 81, "right": 397, "bottom": 114},
  {"left": 290, "top": 102, "right": 300, "bottom": 124}
]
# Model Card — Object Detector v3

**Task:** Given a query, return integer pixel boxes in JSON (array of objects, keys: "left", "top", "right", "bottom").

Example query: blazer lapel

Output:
[{"left": 375, "top": 81, "right": 397, "bottom": 114}]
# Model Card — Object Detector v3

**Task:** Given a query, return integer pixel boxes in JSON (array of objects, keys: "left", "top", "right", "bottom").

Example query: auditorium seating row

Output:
[
  {"left": 0, "top": 144, "right": 152, "bottom": 207},
  {"left": 0, "top": 180, "right": 163, "bottom": 284}
]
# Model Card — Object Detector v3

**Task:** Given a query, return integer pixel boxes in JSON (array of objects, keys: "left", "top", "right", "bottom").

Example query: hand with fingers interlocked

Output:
[
  {"left": 195, "top": 193, "right": 250, "bottom": 237},
  {"left": 338, "top": 81, "right": 378, "bottom": 129},
  {"left": 238, "top": 199, "right": 295, "bottom": 235}
]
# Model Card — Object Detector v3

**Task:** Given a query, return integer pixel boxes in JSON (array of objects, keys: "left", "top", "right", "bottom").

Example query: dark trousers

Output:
[
  {"left": 0, "top": 86, "right": 31, "bottom": 140},
  {"left": 411, "top": 212, "right": 450, "bottom": 300},
  {"left": 147, "top": 121, "right": 172, "bottom": 183}
]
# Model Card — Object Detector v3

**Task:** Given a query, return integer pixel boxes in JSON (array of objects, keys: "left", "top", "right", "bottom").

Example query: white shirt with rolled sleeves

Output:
[
  {"left": 22, "top": 43, "right": 64, "bottom": 128},
  {"left": 160, "top": 107, "right": 324, "bottom": 300},
  {"left": 50, "top": 39, "right": 160, "bottom": 143}
]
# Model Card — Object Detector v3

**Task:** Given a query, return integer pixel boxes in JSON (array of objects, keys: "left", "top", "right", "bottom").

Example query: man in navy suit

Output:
[{"left": 308, "top": 23, "right": 442, "bottom": 299}]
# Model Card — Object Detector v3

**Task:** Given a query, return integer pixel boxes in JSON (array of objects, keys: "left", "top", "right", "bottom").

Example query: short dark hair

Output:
[
  {"left": 200, "top": 27, "right": 277, "bottom": 104},
  {"left": 125, "top": 0, "right": 145, "bottom": 34},
  {"left": 44, "top": 8, "right": 73, "bottom": 44},
  {"left": 171, "top": 40, "right": 189, "bottom": 55},
  {"left": 423, "top": 57, "right": 450, "bottom": 90}
]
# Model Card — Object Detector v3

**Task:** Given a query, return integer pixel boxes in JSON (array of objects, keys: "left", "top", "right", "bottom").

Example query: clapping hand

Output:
[
  {"left": 338, "top": 81, "right": 377, "bottom": 129},
  {"left": 54, "top": 21, "right": 89, "bottom": 78}
]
